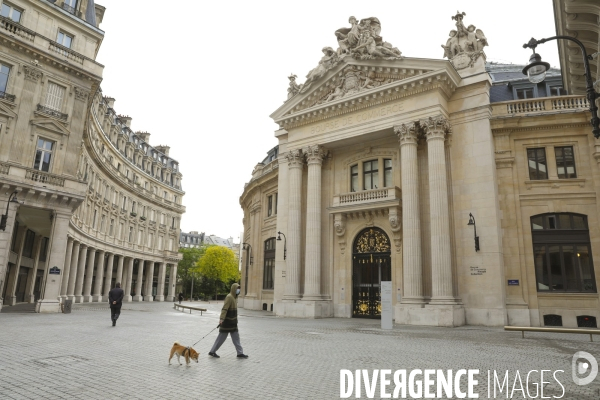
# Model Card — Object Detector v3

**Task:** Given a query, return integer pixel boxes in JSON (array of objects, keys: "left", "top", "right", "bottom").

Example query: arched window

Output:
[
  {"left": 531, "top": 213, "right": 596, "bottom": 293},
  {"left": 263, "top": 238, "right": 276, "bottom": 290}
]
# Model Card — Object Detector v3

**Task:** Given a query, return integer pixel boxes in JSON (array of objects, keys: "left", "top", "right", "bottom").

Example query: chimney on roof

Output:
[
  {"left": 155, "top": 145, "right": 170, "bottom": 156},
  {"left": 190, "top": 231, "right": 198, "bottom": 234},
  {"left": 104, "top": 96, "right": 115, "bottom": 108},
  {"left": 136, "top": 131, "right": 151, "bottom": 142},
  {"left": 119, "top": 115, "right": 132, "bottom": 128}
]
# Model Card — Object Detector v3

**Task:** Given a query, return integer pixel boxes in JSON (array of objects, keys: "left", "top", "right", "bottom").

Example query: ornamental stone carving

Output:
[
  {"left": 304, "top": 145, "right": 326, "bottom": 165},
  {"left": 388, "top": 207, "right": 401, "bottom": 233},
  {"left": 287, "top": 74, "right": 302, "bottom": 99},
  {"left": 334, "top": 213, "right": 346, "bottom": 237},
  {"left": 75, "top": 87, "right": 90, "bottom": 102},
  {"left": 23, "top": 65, "right": 42, "bottom": 82},
  {"left": 442, "top": 11, "right": 488, "bottom": 70},
  {"left": 285, "top": 149, "right": 304, "bottom": 168},
  {"left": 420, "top": 115, "right": 452, "bottom": 140},
  {"left": 394, "top": 122, "right": 420, "bottom": 145}
]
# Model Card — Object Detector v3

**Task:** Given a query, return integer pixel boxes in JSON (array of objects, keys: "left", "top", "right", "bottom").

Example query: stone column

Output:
[
  {"left": 143, "top": 261, "right": 155, "bottom": 302},
  {"left": 25, "top": 235, "right": 44, "bottom": 303},
  {"left": 60, "top": 237, "right": 74, "bottom": 299},
  {"left": 123, "top": 257, "right": 134, "bottom": 302},
  {"left": 156, "top": 262, "right": 166, "bottom": 301},
  {"left": 115, "top": 255, "right": 124, "bottom": 288},
  {"left": 284, "top": 149, "right": 304, "bottom": 300},
  {"left": 74, "top": 244, "right": 88, "bottom": 303},
  {"left": 423, "top": 116, "right": 455, "bottom": 304},
  {"left": 303, "top": 145, "right": 325, "bottom": 300},
  {"left": 6, "top": 225, "right": 27, "bottom": 306},
  {"left": 102, "top": 253, "right": 115, "bottom": 300},
  {"left": 395, "top": 123, "right": 425, "bottom": 305},
  {"left": 82, "top": 248, "right": 96, "bottom": 302},
  {"left": 92, "top": 250, "right": 106, "bottom": 301},
  {"left": 167, "top": 264, "right": 177, "bottom": 302},
  {"left": 66, "top": 241, "right": 80, "bottom": 301},
  {"left": 0, "top": 191, "right": 21, "bottom": 310},
  {"left": 133, "top": 260, "right": 144, "bottom": 301}
]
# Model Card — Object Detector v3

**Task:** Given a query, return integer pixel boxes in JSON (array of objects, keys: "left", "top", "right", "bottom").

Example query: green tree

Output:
[
  {"left": 194, "top": 246, "right": 240, "bottom": 300},
  {"left": 177, "top": 246, "right": 207, "bottom": 299}
]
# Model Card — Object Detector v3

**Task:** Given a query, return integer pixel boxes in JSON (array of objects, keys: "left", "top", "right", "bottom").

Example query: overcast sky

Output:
[{"left": 94, "top": 1, "right": 560, "bottom": 241}]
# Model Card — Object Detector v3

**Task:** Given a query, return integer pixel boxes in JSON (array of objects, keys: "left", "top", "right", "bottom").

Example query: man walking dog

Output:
[
  {"left": 208, "top": 283, "right": 248, "bottom": 358},
  {"left": 108, "top": 282, "right": 124, "bottom": 326}
]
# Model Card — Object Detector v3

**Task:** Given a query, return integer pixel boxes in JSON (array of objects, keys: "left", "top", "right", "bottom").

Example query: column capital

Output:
[
  {"left": 303, "top": 145, "right": 326, "bottom": 165},
  {"left": 285, "top": 149, "right": 304, "bottom": 169},
  {"left": 394, "top": 122, "right": 420, "bottom": 146},
  {"left": 421, "top": 115, "right": 451, "bottom": 141}
]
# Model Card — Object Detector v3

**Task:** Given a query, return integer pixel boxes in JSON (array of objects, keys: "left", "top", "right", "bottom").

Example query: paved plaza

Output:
[{"left": 1, "top": 302, "right": 599, "bottom": 399}]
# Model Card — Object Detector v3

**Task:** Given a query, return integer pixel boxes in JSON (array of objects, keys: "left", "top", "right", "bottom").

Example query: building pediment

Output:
[
  {"left": 30, "top": 118, "right": 70, "bottom": 136},
  {"left": 0, "top": 101, "right": 17, "bottom": 119}
]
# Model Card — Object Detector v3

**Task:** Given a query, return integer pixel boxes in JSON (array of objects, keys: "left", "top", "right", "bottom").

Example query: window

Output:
[
  {"left": 22, "top": 229, "right": 35, "bottom": 258},
  {"left": 350, "top": 165, "right": 358, "bottom": 192},
  {"left": 92, "top": 210, "right": 97, "bottom": 229},
  {"left": 39, "top": 237, "right": 49, "bottom": 262},
  {"left": 131, "top": 201, "right": 136, "bottom": 213},
  {"left": 1, "top": 2, "right": 22, "bottom": 23},
  {"left": 128, "top": 226, "right": 133, "bottom": 242},
  {"left": 267, "top": 195, "right": 273, "bottom": 217},
  {"left": 549, "top": 86, "right": 566, "bottom": 96},
  {"left": 148, "top": 233, "right": 153, "bottom": 247},
  {"left": 56, "top": 31, "right": 73, "bottom": 49},
  {"left": 100, "top": 215, "right": 105, "bottom": 232},
  {"left": 33, "top": 138, "right": 54, "bottom": 172},
  {"left": 119, "top": 222, "right": 123, "bottom": 240},
  {"left": 363, "top": 160, "right": 378, "bottom": 190},
  {"left": 531, "top": 213, "right": 596, "bottom": 293},
  {"left": 109, "top": 219, "right": 114, "bottom": 236},
  {"left": 10, "top": 221, "right": 18, "bottom": 251},
  {"left": 527, "top": 148, "right": 548, "bottom": 180},
  {"left": 263, "top": 238, "right": 276, "bottom": 290},
  {"left": 516, "top": 88, "right": 534, "bottom": 99},
  {"left": 158, "top": 236, "right": 163, "bottom": 250},
  {"left": 383, "top": 159, "right": 392, "bottom": 187},
  {"left": 122, "top": 196, "right": 127, "bottom": 210},
  {"left": 137, "top": 230, "right": 143, "bottom": 245},
  {"left": 45, "top": 83, "right": 65, "bottom": 111},
  {"left": 0, "top": 63, "right": 10, "bottom": 94},
  {"left": 555, "top": 146, "right": 576, "bottom": 179},
  {"left": 62, "top": 0, "right": 77, "bottom": 14}
]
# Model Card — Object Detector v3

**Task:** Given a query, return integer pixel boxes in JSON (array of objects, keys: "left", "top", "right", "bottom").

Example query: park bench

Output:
[
  {"left": 504, "top": 326, "right": 600, "bottom": 342},
  {"left": 173, "top": 303, "right": 207, "bottom": 315}
]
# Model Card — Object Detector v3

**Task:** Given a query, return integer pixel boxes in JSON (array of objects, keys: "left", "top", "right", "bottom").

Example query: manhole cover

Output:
[{"left": 35, "top": 355, "right": 88, "bottom": 366}]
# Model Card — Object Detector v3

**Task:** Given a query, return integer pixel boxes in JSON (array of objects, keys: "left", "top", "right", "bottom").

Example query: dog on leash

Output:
[{"left": 169, "top": 342, "right": 199, "bottom": 366}]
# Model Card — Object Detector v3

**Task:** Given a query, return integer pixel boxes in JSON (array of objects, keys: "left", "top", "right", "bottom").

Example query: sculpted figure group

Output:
[{"left": 441, "top": 11, "right": 488, "bottom": 69}]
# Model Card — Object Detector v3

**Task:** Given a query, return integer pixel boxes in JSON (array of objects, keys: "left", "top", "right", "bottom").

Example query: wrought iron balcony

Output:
[
  {"left": 0, "top": 91, "right": 15, "bottom": 102},
  {"left": 36, "top": 104, "right": 68, "bottom": 121}
]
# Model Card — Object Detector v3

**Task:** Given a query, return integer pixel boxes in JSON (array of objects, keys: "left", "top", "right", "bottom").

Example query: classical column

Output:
[
  {"left": 82, "top": 248, "right": 96, "bottom": 302},
  {"left": 133, "top": 260, "right": 144, "bottom": 301},
  {"left": 25, "top": 235, "right": 44, "bottom": 303},
  {"left": 102, "top": 253, "right": 115, "bottom": 301},
  {"left": 92, "top": 250, "right": 106, "bottom": 301},
  {"left": 303, "top": 145, "right": 325, "bottom": 300},
  {"left": 143, "top": 260, "right": 155, "bottom": 302},
  {"left": 66, "top": 241, "right": 80, "bottom": 301},
  {"left": 123, "top": 257, "right": 134, "bottom": 302},
  {"left": 115, "top": 255, "right": 124, "bottom": 288},
  {"left": 423, "top": 116, "right": 455, "bottom": 304},
  {"left": 395, "top": 123, "right": 425, "bottom": 304},
  {"left": 167, "top": 264, "right": 177, "bottom": 302},
  {"left": 156, "top": 262, "right": 166, "bottom": 301},
  {"left": 74, "top": 244, "right": 88, "bottom": 302},
  {"left": 60, "top": 237, "right": 74, "bottom": 299},
  {"left": 6, "top": 225, "right": 27, "bottom": 305},
  {"left": 284, "top": 149, "right": 304, "bottom": 300}
]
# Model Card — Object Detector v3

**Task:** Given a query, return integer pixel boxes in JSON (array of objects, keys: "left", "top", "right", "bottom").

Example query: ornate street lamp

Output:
[
  {"left": 242, "top": 243, "right": 252, "bottom": 296},
  {"left": 467, "top": 213, "right": 480, "bottom": 252},
  {"left": 522, "top": 37, "right": 600, "bottom": 138},
  {"left": 0, "top": 191, "right": 20, "bottom": 231},
  {"left": 276, "top": 231, "right": 287, "bottom": 260}
]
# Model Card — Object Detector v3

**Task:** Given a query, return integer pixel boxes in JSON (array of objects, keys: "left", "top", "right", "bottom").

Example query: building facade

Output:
[
  {"left": 239, "top": 8, "right": 600, "bottom": 328},
  {"left": 0, "top": 0, "right": 184, "bottom": 312}
]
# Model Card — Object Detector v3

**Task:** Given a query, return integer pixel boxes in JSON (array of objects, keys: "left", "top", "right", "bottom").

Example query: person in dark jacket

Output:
[
  {"left": 208, "top": 283, "right": 248, "bottom": 358},
  {"left": 108, "top": 282, "right": 124, "bottom": 326},
  {"left": 178, "top": 292, "right": 184, "bottom": 304}
]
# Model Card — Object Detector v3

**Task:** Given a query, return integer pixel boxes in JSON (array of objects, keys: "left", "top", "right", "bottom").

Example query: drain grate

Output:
[{"left": 34, "top": 355, "right": 89, "bottom": 366}]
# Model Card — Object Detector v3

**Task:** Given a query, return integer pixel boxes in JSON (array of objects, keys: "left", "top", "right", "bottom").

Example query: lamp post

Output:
[
  {"left": 276, "top": 231, "right": 287, "bottom": 260},
  {"left": 242, "top": 243, "right": 252, "bottom": 296},
  {"left": 467, "top": 213, "right": 480, "bottom": 252},
  {"left": 0, "top": 191, "right": 20, "bottom": 231},
  {"left": 522, "top": 36, "right": 600, "bottom": 138}
]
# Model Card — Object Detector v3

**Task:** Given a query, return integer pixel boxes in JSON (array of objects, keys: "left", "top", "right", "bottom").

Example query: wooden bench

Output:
[
  {"left": 173, "top": 303, "right": 207, "bottom": 315},
  {"left": 504, "top": 326, "right": 600, "bottom": 342}
]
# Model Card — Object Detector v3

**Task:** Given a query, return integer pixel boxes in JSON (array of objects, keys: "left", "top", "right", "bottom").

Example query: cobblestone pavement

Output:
[{"left": 1, "top": 301, "right": 599, "bottom": 399}]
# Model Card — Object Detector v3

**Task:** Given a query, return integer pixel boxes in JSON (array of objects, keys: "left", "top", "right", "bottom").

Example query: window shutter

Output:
[{"left": 45, "top": 83, "right": 65, "bottom": 111}]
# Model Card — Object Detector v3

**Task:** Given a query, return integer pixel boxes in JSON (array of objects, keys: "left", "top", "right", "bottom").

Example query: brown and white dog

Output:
[{"left": 169, "top": 342, "right": 199, "bottom": 366}]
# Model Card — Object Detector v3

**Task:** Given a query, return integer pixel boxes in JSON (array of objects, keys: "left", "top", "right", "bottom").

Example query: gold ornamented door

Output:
[{"left": 352, "top": 228, "right": 391, "bottom": 319}]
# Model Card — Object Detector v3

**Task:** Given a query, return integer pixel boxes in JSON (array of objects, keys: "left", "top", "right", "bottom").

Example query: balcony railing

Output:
[
  {"left": 25, "top": 169, "right": 65, "bottom": 187},
  {"left": 492, "top": 95, "right": 590, "bottom": 117},
  {"left": 37, "top": 104, "right": 68, "bottom": 121},
  {"left": 61, "top": 3, "right": 76, "bottom": 15},
  {"left": 0, "top": 91, "right": 16, "bottom": 102},
  {"left": 48, "top": 41, "right": 84, "bottom": 64},
  {"left": 0, "top": 162, "right": 10, "bottom": 175},
  {"left": 332, "top": 187, "right": 401, "bottom": 207},
  {"left": 0, "top": 15, "right": 35, "bottom": 42}
]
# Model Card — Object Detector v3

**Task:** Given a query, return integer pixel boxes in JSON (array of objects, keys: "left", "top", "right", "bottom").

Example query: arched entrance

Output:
[{"left": 352, "top": 227, "right": 391, "bottom": 319}]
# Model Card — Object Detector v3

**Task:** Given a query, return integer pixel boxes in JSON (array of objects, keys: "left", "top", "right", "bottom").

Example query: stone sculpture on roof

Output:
[{"left": 442, "top": 11, "right": 488, "bottom": 70}]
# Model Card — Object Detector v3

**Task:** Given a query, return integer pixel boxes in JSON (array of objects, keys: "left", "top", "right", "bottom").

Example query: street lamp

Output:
[
  {"left": 242, "top": 243, "right": 252, "bottom": 296},
  {"left": 467, "top": 213, "right": 480, "bottom": 252},
  {"left": 0, "top": 191, "right": 20, "bottom": 231},
  {"left": 522, "top": 36, "right": 600, "bottom": 138},
  {"left": 277, "top": 231, "right": 287, "bottom": 260}
]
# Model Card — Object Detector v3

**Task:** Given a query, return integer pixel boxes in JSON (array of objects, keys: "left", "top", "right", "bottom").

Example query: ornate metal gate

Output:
[{"left": 352, "top": 228, "right": 391, "bottom": 318}]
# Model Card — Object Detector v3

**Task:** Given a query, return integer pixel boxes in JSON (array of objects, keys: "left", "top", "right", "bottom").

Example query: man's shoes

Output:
[
  {"left": 112, "top": 320, "right": 116, "bottom": 326},
  {"left": 208, "top": 352, "right": 220, "bottom": 358},
  {"left": 237, "top": 354, "right": 249, "bottom": 358}
]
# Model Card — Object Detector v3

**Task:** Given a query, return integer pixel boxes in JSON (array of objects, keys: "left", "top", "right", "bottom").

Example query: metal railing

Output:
[
  {"left": 36, "top": 104, "right": 68, "bottom": 121},
  {"left": 504, "top": 326, "right": 600, "bottom": 342},
  {"left": 25, "top": 169, "right": 65, "bottom": 187},
  {"left": 0, "top": 91, "right": 16, "bottom": 102}
]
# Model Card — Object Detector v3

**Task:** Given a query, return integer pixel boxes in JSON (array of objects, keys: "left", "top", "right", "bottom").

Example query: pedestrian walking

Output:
[
  {"left": 178, "top": 292, "right": 184, "bottom": 304},
  {"left": 108, "top": 282, "right": 124, "bottom": 327},
  {"left": 208, "top": 283, "right": 248, "bottom": 359}
]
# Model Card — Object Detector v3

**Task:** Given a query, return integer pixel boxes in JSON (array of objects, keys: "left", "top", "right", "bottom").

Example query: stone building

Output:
[
  {"left": 0, "top": 0, "right": 184, "bottom": 312},
  {"left": 239, "top": 6, "right": 600, "bottom": 327}
]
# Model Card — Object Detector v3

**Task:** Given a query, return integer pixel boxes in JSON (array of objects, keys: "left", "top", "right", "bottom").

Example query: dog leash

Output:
[{"left": 192, "top": 324, "right": 220, "bottom": 347}]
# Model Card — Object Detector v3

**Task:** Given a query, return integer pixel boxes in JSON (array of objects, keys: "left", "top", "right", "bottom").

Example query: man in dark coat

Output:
[
  {"left": 208, "top": 283, "right": 248, "bottom": 358},
  {"left": 178, "top": 292, "right": 184, "bottom": 304},
  {"left": 108, "top": 282, "right": 124, "bottom": 326}
]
